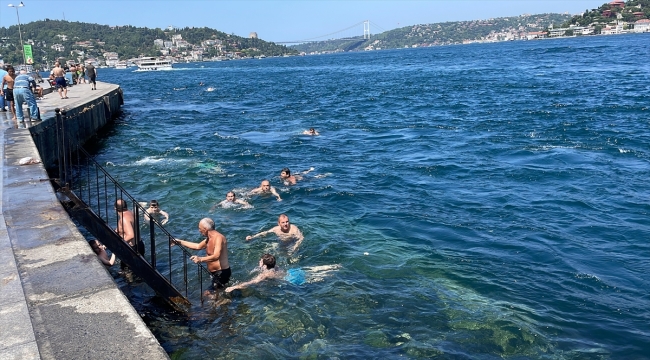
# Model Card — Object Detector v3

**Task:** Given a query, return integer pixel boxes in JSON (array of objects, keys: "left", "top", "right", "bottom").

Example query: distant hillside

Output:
[
  {"left": 0, "top": 20, "right": 297, "bottom": 67},
  {"left": 292, "top": 13, "right": 571, "bottom": 53},
  {"left": 562, "top": 0, "right": 650, "bottom": 29}
]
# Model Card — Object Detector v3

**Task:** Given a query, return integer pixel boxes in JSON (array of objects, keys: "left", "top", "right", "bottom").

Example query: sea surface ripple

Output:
[{"left": 92, "top": 34, "right": 650, "bottom": 359}]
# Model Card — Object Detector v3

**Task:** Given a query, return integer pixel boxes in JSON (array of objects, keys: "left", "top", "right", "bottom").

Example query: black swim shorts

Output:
[{"left": 210, "top": 268, "right": 231, "bottom": 289}]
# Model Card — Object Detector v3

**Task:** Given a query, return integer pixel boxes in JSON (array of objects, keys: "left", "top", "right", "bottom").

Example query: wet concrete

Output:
[{"left": 0, "top": 82, "right": 168, "bottom": 359}]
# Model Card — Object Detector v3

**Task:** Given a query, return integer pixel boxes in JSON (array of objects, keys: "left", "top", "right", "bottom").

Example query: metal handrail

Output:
[{"left": 53, "top": 109, "right": 212, "bottom": 305}]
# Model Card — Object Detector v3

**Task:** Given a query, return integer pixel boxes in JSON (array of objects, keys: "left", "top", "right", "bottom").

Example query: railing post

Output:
[
  {"left": 55, "top": 108, "right": 64, "bottom": 185},
  {"left": 132, "top": 200, "right": 141, "bottom": 256},
  {"left": 150, "top": 217, "right": 156, "bottom": 270},
  {"left": 60, "top": 110, "right": 69, "bottom": 188}
]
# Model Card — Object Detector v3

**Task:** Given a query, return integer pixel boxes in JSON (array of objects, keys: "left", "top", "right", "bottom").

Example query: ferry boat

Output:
[
  {"left": 135, "top": 57, "right": 173, "bottom": 71},
  {"left": 115, "top": 62, "right": 128, "bottom": 69}
]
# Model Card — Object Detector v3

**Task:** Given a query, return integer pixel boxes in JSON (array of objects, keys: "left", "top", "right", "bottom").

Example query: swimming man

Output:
[
  {"left": 225, "top": 253, "right": 340, "bottom": 292},
  {"left": 249, "top": 180, "right": 282, "bottom": 201},
  {"left": 144, "top": 199, "right": 169, "bottom": 225},
  {"left": 246, "top": 214, "right": 304, "bottom": 253}
]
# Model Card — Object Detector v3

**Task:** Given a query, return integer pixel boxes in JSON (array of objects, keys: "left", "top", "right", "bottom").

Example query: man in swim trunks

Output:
[
  {"left": 173, "top": 218, "right": 231, "bottom": 289},
  {"left": 246, "top": 214, "right": 304, "bottom": 253},
  {"left": 50, "top": 62, "right": 68, "bottom": 99},
  {"left": 1, "top": 66, "right": 17, "bottom": 120},
  {"left": 249, "top": 179, "right": 282, "bottom": 201}
]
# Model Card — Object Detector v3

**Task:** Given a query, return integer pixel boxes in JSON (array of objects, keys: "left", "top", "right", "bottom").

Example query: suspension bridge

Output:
[{"left": 275, "top": 20, "right": 386, "bottom": 44}]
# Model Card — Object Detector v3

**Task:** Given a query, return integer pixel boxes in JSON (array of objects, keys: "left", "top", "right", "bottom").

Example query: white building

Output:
[{"left": 634, "top": 19, "right": 650, "bottom": 33}]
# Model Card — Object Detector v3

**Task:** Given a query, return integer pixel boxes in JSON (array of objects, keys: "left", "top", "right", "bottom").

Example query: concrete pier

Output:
[{"left": 0, "top": 82, "right": 169, "bottom": 359}]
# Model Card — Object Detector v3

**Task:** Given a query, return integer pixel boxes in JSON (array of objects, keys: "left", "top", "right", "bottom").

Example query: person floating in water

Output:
[
  {"left": 303, "top": 128, "right": 319, "bottom": 136},
  {"left": 279, "top": 167, "right": 315, "bottom": 185},
  {"left": 89, "top": 240, "right": 116, "bottom": 266},
  {"left": 225, "top": 253, "right": 340, "bottom": 293},
  {"left": 144, "top": 199, "right": 169, "bottom": 225},
  {"left": 246, "top": 214, "right": 304, "bottom": 253},
  {"left": 249, "top": 179, "right": 282, "bottom": 201},
  {"left": 218, "top": 191, "right": 251, "bottom": 208}
]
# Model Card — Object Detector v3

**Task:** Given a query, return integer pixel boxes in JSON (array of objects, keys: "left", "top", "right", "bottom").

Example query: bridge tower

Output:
[{"left": 364, "top": 20, "right": 371, "bottom": 39}]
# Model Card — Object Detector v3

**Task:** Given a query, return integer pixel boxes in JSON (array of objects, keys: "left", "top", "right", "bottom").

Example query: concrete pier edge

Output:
[{"left": 0, "top": 82, "right": 169, "bottom": 359}]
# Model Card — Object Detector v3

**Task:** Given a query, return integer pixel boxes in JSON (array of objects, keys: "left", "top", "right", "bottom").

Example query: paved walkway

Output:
[{"left": 0, "top": 82, "right": 169, "bottom": 359}]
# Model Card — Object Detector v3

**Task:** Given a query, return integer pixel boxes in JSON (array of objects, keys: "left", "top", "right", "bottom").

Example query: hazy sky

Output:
[{"left": 1, "top": 0, "right": 606, "bottom": 42}]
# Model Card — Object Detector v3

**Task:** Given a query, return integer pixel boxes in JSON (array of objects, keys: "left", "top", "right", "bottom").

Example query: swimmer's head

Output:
[
  {"left": 309, "top": 128, "right": 316, "bottom": 134},
  {"left": 114, "top": 199, "right": 127, "bottom": 212},
  {"left": 226, "top": 191, "right": 236, "bottom": 201},
  {"left": 198, "top": 218, "right": 215, "bottom": 233},
  {"left": 280, "top": 168, "right": 291, "bottom": 179},
  {"left": 278, "top": 214, "right": 290, "bottom": 231},
  {"left": 261, "top": 180, "right": 271, "bottom": 191},
  {"left": 89, "top": 240, "right": 102, "bottom": 255},
  {"left": 150, "top": 200, "right": 159, "bottom": 208},
  {"left": 261, "top": 253, "right": 276, "bottom": 269}
]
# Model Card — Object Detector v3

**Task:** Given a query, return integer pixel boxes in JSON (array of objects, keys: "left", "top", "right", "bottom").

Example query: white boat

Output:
[
  {"left": 115, "top": 62, "right": 128, "bottom": 69},
  {"left": 135, "top": 57, "right": 173, "bottom": 71}
]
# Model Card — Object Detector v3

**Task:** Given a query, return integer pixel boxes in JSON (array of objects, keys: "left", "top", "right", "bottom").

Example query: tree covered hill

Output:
[
  {"left": 0, "top": 19, "right": 297, "bottom": 66},
  {"left": 562, "top": 0, "right": 650, "bottom": 28},
  {"left": 292, "top": 13, "right": 571, "bottom": 53}
]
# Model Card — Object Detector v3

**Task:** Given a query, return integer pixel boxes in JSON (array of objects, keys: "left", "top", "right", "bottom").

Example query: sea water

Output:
[{"left": 92, "top": 33, "right": 650, "bottom": 358}]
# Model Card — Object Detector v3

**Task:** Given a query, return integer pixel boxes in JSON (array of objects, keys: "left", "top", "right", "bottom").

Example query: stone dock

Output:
[{"left": 0, "top": 82, "right": 169, "bottom": 359}]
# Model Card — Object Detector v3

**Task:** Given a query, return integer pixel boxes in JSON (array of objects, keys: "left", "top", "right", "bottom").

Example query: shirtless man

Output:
[
  {"left": 50, "top": 62, "right": 68, "bottom": 99},
  {"left": 216, "top": 191, "right": 251, "bottom": 208},
  {"left": 173, "top": 218, "right": 231, "bottom": 289},
  {"left": 302, "top": 128, "right": 319, "bottom": 136},
  {"left": 115, "top": 199, "right": 135, "bottom": 246},
  {"left": 144, "top": 199, "right": 169, "bottom": 225},
  {"left": 249, "top": 179, "right": 282, "bottom": 201},
  {"left": 0, "top": 66, "right": 17, "bottom": 120},
  {"left": 225, "top": 254, "right": 340, "bottom": 292},
  {"left": 246, "top": 214, "right": 304, "bottom": 253},
  {"left": 280, "top": 167, "right": 314, "bottom": 185},
  {"left": 89, "top": 240, "right": 116, "bottom": 266}
]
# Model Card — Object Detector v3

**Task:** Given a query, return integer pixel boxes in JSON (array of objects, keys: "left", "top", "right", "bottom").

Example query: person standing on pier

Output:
[
  {"left": 1, "top": 66, "right": 17, "bottom": 120},
  {"left": 86, "top": 63, "right": 97, "bottom": 90},
  {"left": 12, "top": 70, "right": 41, "bottom": 122},
  {"left": 51, "top": 62, "right": 68, "bottom": 99},
  {"left": 172, "top": 218, "right": 231, "bottom": 290},
  {"left": 0, "top": 65, "right": 7, "bottom": 111}
]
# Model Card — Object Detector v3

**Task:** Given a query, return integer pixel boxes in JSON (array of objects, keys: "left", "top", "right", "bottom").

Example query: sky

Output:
[{"left": 0, "top": 0, "right": 607, "bottom": 43}]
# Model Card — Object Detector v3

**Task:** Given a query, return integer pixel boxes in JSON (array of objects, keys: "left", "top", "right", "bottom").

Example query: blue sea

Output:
[{"left": 92, "top": 34, "right": 650, "bottom": 359}]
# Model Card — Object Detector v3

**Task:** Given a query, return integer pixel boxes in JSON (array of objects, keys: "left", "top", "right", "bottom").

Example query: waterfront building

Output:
[{"left": 634, "top": 19, "right": 650, "bottom": 32}]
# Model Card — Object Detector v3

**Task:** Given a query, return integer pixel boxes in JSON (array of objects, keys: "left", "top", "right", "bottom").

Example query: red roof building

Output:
[{"left": 609, "top": 0, "right": 625, "bottom": 8}]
